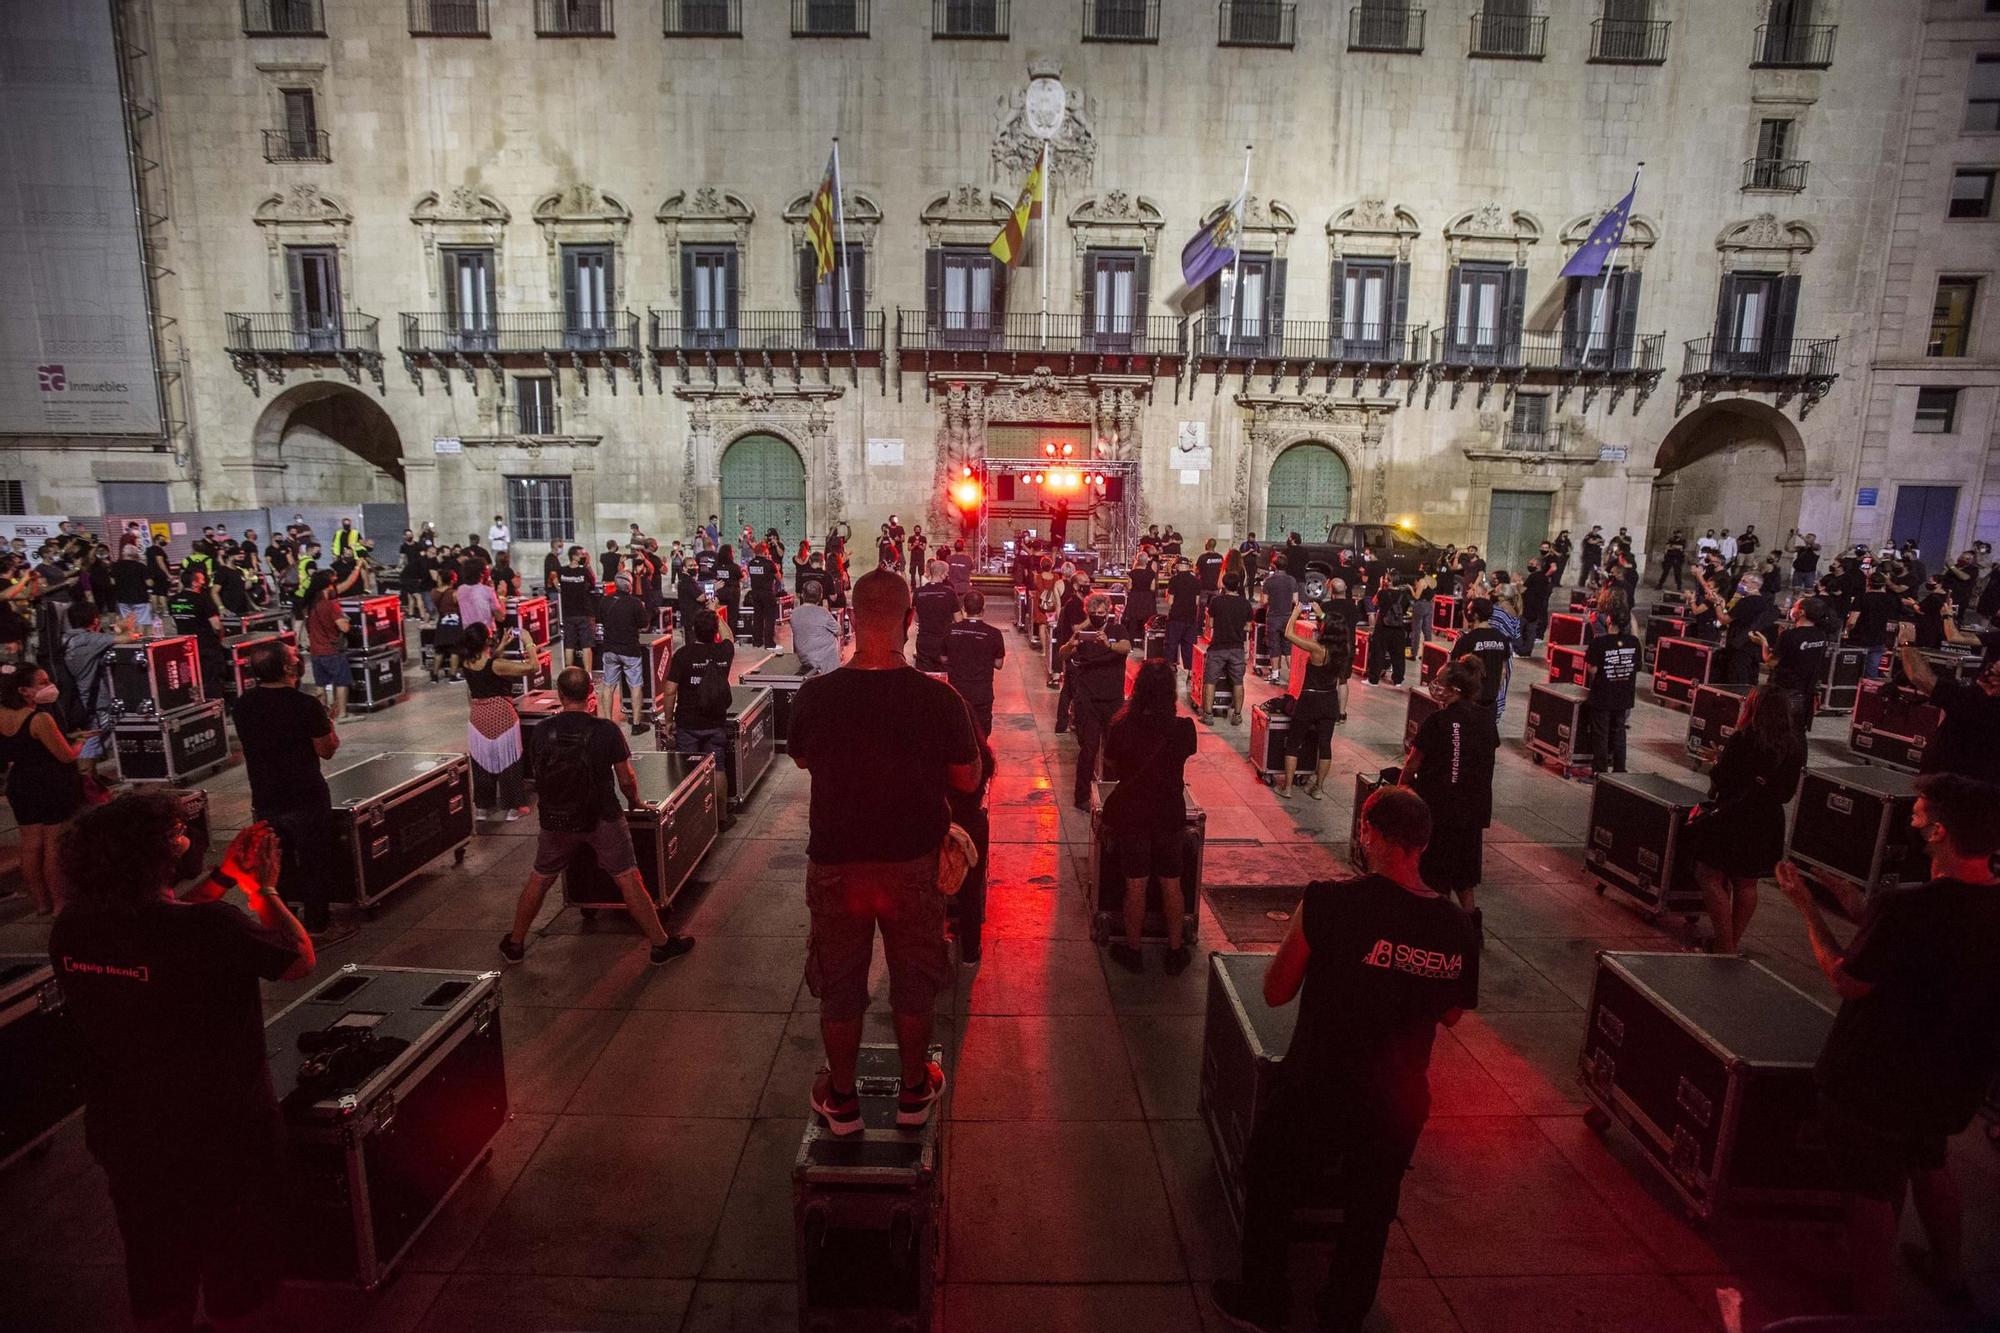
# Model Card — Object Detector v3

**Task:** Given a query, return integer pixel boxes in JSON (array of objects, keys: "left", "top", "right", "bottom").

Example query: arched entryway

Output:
[
  {"left": 1646, "top": 399, "right": 1805, "bottom": 554},
  {"left": 1264, "top": 441, "right": 1351, "bottom": 541},
  {"left": 250, "top": 382, "right": 407, "bottom": 509},
  {"left": 719, "top": 432, "right": 807, "bottom": 551}
]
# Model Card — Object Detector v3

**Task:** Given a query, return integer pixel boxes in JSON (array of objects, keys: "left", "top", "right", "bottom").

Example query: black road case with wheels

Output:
[
  {"left": 113, "top": 699, "right": 229, "bottom": 784},
  {"left": 1418, "top": 630, "right": 1458, "bottom": 687},
  {"left": 345, "top": 648, "right": 405, "bottom": 713},
  {"left": 1546, "top": 612, "right": 1587, "bottom": 655},
  {"left": 339, "top": 595, "right": 404, "bottom": 655},
  {"left": 1350, "top": 625, "right": 1371, "bottom": 680},
  {"left": 794, "top": 1042, "right": 944, "bottom": 1333},
  {"left": 1403, "top": 682, "right": 1440, "bottom": 750},
  {"left": 741, "top": 652, "right": 813, "bottom": 752},
  {"left": 1086, "top": 780, "right": 1202, "bottom": 945},
  {"left": 500, "top": 647, "right": 553, "bottom": 698},
  {"left": 1189, "top": 636, "right": 1235, "bottom": 717},
  {"left": 0, "top": 956, "right": 83, "bottom": 1171},
  {"left": 221, "top": 608, "right": 289, "bottom": 637},
  {"left": 108, "top": 635, "right": 202, "bottom": 718},
  {"left": 1847, "top": 678, "right": 1941, "bottom": 773},
  {"left": 223, "top": 630, "right": 297, "bottom": 700},
  {"left": 659, "top": 686, "right": 775, "bottom": 812},
  {"left": 1650, "top": 637, "right": 1714, "bottom": 709},
  {"left": 1579, "top": 951, "right": 1838, "bottom": 1220},
  {"left": 1643, "top": 614, "right": 1689, "bottom": 669},
  {"left": 1547, "top": 642, "right": 1588, "bottom": 689},
  {"left": 326, "top": 753, "right": 474, "bottom": 909},
  {"left": 1431, "top": 593, "right": 1458, "bottom": 631},
  {"left": 1585, "top": 773, "right": 1707, "bottom": 919},
  {"left": 1786, "top": 764, "right": 1926, "bottom": 903},
  {"left": 1199, "top": 952, "right": 1341, "bottom": 1233},
  {"left": 1348, "top": 767, "right": 1401, "bottom": 871},
  {"left": 502, "top": 594, "right": 551, "bottom": 648},
  {"left": 1685, "top": 681, "right": 1752, "bottom": 765},
  {"left": 1819, "top": 645, "right": 1866, "bottom": 715},
  {"left": 1524, "top": 682, "right": 1591, "bottom": 779},
  {"left": 268, "top": 964, "right": 507, "bottom": 1289},
  {"left": 563, "top": 751, "right": 720, "bottom": 914},
  {"left": 1247, "top": 698, "right": 1306, "bottom": 787}
]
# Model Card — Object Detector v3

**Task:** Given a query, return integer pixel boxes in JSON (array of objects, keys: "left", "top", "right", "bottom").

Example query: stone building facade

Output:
[{"left": 10, "top": 0, "right": 1998, "bottom": 573}]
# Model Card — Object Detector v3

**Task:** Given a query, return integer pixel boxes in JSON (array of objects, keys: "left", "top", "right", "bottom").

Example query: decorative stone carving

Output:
[
  {"left": 1327, "top": 198, "right": 1422, "bottom": 260},
  {"left": 1443, "top": 205, "right": 1541, "bottom": 267},
  {"left": 655, "top": 187, "right": 754, "bottom": 303},
  {"left": 1192, "top": 196, "right": 1297, "bottom": 258},
  {"left": 993, "top": 60, "right": 1097, "bottom": 186},
  {"left": 920, "top": 186, "right": 1013, "bottom": 247},
  {"left": 1232, "top": 392, "right": 1394, "bottom": 536},
  {"left": 254, "top": 187, "right": 353, "bottom": 310},
  {"left": 1066, "top": 191, "right": 1165, "bottom": 252},
  {"left": 1715, "top": 213, "right": 1817, "bottom": 274},
  {"left": 1557, "top": 212, "right": 1657, "bottom": 273},
  {"left": 535, "top": 184, "right": 631, "bottom": 225},
  {"left": 673, "top": 383, "right": 843, "bottom": 534},
  {"left": 410, "top": 190, "right": 511, "bottom": 303},
  {"left": 253, "top": 184, "right": 351, "bottom": 225},
  {"left": 929, "top": 382, "right": 989, "bottom": 532},
  {"left": 985, "top": 367, "right": 1098, "bottom": 425}
]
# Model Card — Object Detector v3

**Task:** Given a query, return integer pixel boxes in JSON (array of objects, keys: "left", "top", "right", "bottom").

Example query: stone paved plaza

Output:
[{"left": 3, "top": 612, "right": 1996, "bottom": 1333}]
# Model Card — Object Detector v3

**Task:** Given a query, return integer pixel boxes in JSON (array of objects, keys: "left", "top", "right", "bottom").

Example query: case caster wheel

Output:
[
  {"left": 1256, "top": 772, "right": 1273, "bottom": 787},
  {"left": 1527, "top": 752, "right": 1542, "bottom": 767},
  {"left": 454, "top": 847, "right": 467, "bottom": 865},
  {"left": 1583, "top": 1106, "right": 1611, "bottom": 1134},
  {"left": 800, "top": 1199, "right": 829, "bottom": 1251}
]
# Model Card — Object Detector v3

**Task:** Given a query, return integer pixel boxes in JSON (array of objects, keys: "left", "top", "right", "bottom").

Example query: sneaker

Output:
[
  {"left": 649, "top": 935, "right": 696, "bottom": 965},
  {"left": 1163, "top": 944, "right": 1193, "bottom": 976},
  {"left": 810, "top": 1070, "right": 862, "bottom": 1137},
  {"left": 497, "top": 933, "right": 525, "bottom": 964},
  {"left": 1108, "top": 942, "right": 1145, "bottom": 973},
  {"left": 505, "top": 806, "right": 528, "bottom": 822},
  {"left": 629, "top": 723, "right": 648, "bottom": 736},
  {"left": 309, "top": 922, "right": 358, "bottom": 949},
  {"left": 1209, "top": 1279, "right": 1286, "bottom": 1333},
  {"left": 895, "top": 1061, "right": 946, "bottom": 1129}
]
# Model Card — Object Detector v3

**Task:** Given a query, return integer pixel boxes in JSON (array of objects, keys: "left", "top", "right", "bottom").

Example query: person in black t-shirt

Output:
[
  {"left": 553, "top": 547, "right": 598, "bottom": 670},
  {"left": 1194, "top": 537, "right": 1224, "bottom": 618},
  {"left": 1773, "top": 774, "right": 2000, "bottom": 1315},
  {"left": 1162, "top": 557, "right": 1201, "bottom": 672},
  {"left": 1059, "top": 593, "right": 1133, "bottom": 807},
  {"left": 232, "top": 641, "right": 351, "bottom": 940},
  {"left": 1367, "top": 574, "right": 1414, "bottom": 686},
  {"left": 789, "top": 569, "right": 979, "bottom": 1137},
  {"left": 1845, "top": 574, "right": 1901, "bottom": 679},
  {"left": 745, "top": 541, "right": 781, "bottom": 649},
  {"left": 51, "top": 797, "right": 313, "bottom": 1333},
  {"left": 1213, "top": 786, "right": 1477, "bottom": 1333},
  {"left": 1448, "top": 597, "right": 1511, "bottom": 713},
  {"left": 1757, "top": 595, "right": 1832, "bottom": 744},
  {"left": 596, "top": 574, "right": 652, "bottom": 733},
  {"left": 598, "top": 539, "right": 622, "bottom": 585},
  {"left": 660, "top": 607, "right": 738, "bottom": 763},
  {"left": 1101, "top": 659, "right": 1198, "bottom": 972},
  {"left": 942, "top": 589, "right": 1006, "bottom": 735},
  {"left": 502, "top": 666, "right": 693, "bottom": 967},
  {"left": 1898, "top": 641, "right": 2000, "bottom": 785},
  {"left": 1202, "top": 572, "right": 1252, "bottom": 725},
  {"left": 713, "top": 543, "right": 743, "bottom": 637},
  {"left": 1401, "top": 657, "right": 1499, "bottom": 917},
  {"left": 1582, "top": 605, "right": 1641, "bottom": 775},
  {"left": 1701, "top": 569, "right": 1775, "bottom": 686},
  {"left": 911, "top": 559, "right": 959, "bottom": 672}
]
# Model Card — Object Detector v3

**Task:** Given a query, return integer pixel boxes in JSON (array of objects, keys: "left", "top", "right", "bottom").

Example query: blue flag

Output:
[
  {"left": 1560, "top": 186, "right": 1635, "bottom": 280},
  {"left": 1181, "top": 195, "right": 1243, "bottom": 290}
]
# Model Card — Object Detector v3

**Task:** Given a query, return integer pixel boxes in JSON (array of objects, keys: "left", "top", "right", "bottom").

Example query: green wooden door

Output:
[
  {"left": 1486, "top": 490, "right": 1552, "bottom": 577},
  {"left": 719, "top": 433, "right": 807, "bottom": 551},
  {"left": 1265, "top": 442, "right": 1351, "bottom": 541}
]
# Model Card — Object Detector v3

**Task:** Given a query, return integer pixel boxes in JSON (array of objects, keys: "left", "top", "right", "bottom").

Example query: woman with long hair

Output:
[
  {"left": 1401, "top": 656, "right": 1499, "bottom": 918},
  {"left": 1277, "top": 592, "right": 1353, "bottom": 798},
  {"left": 459, "top": 621, "right": 541, "bottom": 822},
  {"left": 431, "top": 568, "right": 464, "bottom": 682},
  {"left": 1102, "top": 659, "right": 1199, "bottom": 973},
  {"left": 0, "top": 663, "right": 84, "bottom": 913},
  {"left": 1683, "top": 685, "right": 1805, "bottom": 953}
]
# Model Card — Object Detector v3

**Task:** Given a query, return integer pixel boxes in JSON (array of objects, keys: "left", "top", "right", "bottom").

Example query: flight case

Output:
[
  {"left": 107, "top": 635, "right": 202, "bottom": 718},
  {"left": 113, "top": 698, "right": 229, "bottom": 784},
  {"left": 340, "top": 595, "right": 404, "bottom": 655},
  {"left": 1685, "top": 681, "right": 1752, "bottom": 765},
  {"left": 221, "top": 607, "right": 289, "bottom": 637},
  {"left": 1650, "top": 637, "right": 1715, "bottom": 709},
  {"left": 0, "top": 956, "right": 83, "bottom": 1171},
  {"left": 1546, "top": 612, "right": 1587, "bottom": 656},
  {"left": 223, "top": 630, "right": 297, "bottom": 700},
  {"left": 1847, "top": 678, "right": 1941, "bottom": 772},
  {"left": 1404, "top": 682, "right": 1440, "bottom": 750},
  {"left": 1247, "top": 698, "right": 1307, "bottom": 787},
  {"left": 1579, "top": 951, "right": 1839, "bottom": 1220},
  {"left": 1547, "top": 642, "right": 1588, "bottom": 688},
  {"left": 1189, "top": 636, "right": 1236, "bottom": 717},
  {"left": 742, "top": 651, "right": 813, "bottom": 751},
  {"left": 1523, "top": 681, "right": 1591, "bottom": 779},
  {"left": 1643, "top": 614, "right": 1689, "bottom": 669},
  {"left": 1347, "top": 767, "right": 1401, "bottom": 872},
  {"left": 1418, "top": 628, "right": 1458, "bottom": 687},
  {"left": 1584, "top": 773, "right": 1707, "bottom": 919},
  {"left": 1431, "top": 593, "right": 1458, "bottom": 631},
  {"left": 1819, "top": 644, "right": 1866, "bottom": 715},
  {"left": 563, "top": 751, "right": 720, "bottom": 915},
  {"left": 267, "top": 964, "right": 508, "bottom": 1289},
  {"left": 344, "top": 647, "right": 405, "bottom": 713},
  {"left": 794, "top": 1042, "right": 945, "bottom": 1333},
  {"left": 325, "top": 753, "right": 474, "bottom": 909},
  {"left": 1199, "top": 952, "right": 1341, "bottom": 1233},
  {"left": 1785, "top": 764, "right": 1927, "bottom": 903},
  {"left": 1086, "top": 780, "right": 1203, "bottom": 945},
  {"left": 660, "top": 686, "right": 775, "bottom": 813}
]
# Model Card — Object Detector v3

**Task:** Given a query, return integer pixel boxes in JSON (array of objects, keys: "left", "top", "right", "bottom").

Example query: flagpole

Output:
[
  {"left": 1220, "top": 144, "right": 1252, "bottom": 353},
  {"left": 1595, "top": 162, "right": 1641, "bottom": 363},
  {"left": 831, "top": 137, "right": 854, "bottom": 347},
  {"left": 1038, "top": 141, "right": 1051, "bottom": 351}
]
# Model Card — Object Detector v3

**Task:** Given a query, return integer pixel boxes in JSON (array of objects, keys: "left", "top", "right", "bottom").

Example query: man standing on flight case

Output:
[
  {"left": 553, "top": 545, "right": 598, "bottom": 672},
  {"left": 789, "top": 569, "right": 978, "bottom": 1137},
  {"left": 1212, "top": 786, "right": 1479, "bottom": 1333},
  {"left": 1773, "top": 775, "right": 2000, "bottom": 1315}
]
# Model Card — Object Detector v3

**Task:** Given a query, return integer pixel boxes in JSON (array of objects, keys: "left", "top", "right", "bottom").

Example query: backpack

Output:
[
  {"left": 691, "top": 647, "right": 734, "bottom": 717},
  {"left": 534, "top": 722, "right": 601, "bottom": 833}
]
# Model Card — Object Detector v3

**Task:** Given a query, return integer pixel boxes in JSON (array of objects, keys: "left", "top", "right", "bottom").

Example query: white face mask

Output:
[{"left": 30, "top": 683, "right": 59, "bottom": 706}]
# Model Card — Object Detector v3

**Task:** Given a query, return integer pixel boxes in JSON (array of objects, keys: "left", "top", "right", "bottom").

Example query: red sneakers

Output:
[
  {"left": 895, "top": 1061, "right": 947, "bottom": 1128},
  {"left": 810, "top": 1071, "right": 861, "bottom": 1137}
]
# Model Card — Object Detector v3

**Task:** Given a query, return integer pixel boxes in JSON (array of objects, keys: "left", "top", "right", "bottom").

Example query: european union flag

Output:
[{"left": 1560, "top": 187, "right": 1635, "bottom": 280}]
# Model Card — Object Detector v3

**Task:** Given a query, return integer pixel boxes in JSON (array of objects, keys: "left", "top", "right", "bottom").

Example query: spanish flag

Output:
[
  {"left": 990, "top": 147, "right": 1046, "bottom": 268},
  {"left": 805, "top": 149, "right": 840, "bottom": 282}
]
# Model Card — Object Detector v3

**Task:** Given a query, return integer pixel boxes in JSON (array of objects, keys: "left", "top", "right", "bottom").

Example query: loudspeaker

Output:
[
  {"left": 1102, "top": 476, "right": 1124, "bottom": 501},
  {"left": 997, "top": 472, "right": 1015, "bottom": 501}
]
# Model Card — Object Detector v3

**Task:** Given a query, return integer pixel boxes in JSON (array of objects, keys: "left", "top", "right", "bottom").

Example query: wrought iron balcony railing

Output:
[
  {"left": 935, "top": 0, "right": 1007, "bottom": 38},
  {"left": 1503, "top": 422, "right": 1568, "bottom": 454},
  {"left": 1682, "top": 336, "right": 1838, "bottom": 380},
  {"left": 1219, "top": 1, "right": 1295, "bottom": 48},
  {"left": 648, "top": 309, "right": 887, "bottom": 356},
  {"left": 898, "top": 310, "right": 1183, "bottom": 357},
  {"left": 1742, "top": 157, "right": 1809, "bottom": 192},
  {"left": 242, "top": 0, "right": 325, "bottom": 35},
  {"left": 1589, "top": 16, "right": 1668, "bottom": 64},
  {"left": 536, "top": 0, "right": 613, "bottom": 35},
  {"left": 1432, "top": 327, "right": 1665, "bottom": 372},
  {"left": 1752, "top": 22, "right": 1835, "bottom": 68},
  {"left": 1192, "top": 318, "right": 1430, "bottom": 364},
  {"left": 1469, "top": 11, "right": 1546, "bottom": 59},
  {"left": 399, "top": 311, "right": 641, "bottom": 355},
  {"left": 1083, "top": 0, "right": 1159, "bottom": 43},
  {"left": 409, "top": 0, "right": 489, "bottom": 35},
  {"left": 262, "top": 128, "right": 330, "bottom": 163},
  {"left": 227, "top": 311, "right": 379, "bottom": 355},
  {"left": 793, "top": 0, "right": 868, "bottom": 36},
  {"left": 664, "top": 0, "right": 740, "bottom": 35},
  {"left": 1348, "top": 4, "right": 1424, "bottom": 52}
]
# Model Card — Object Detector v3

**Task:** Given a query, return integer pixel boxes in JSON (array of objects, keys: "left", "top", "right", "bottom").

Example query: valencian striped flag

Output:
[
  {"left": 990, "top": 147, "right": 1045, "bottom": 268},
  {"left": 804, "top": 149, "right": 840, "bottom": 282}
]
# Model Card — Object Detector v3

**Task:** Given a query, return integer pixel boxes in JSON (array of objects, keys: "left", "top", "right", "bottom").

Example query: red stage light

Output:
[{"left": 953, "top": 477, "right": 983, "bottom": 511}]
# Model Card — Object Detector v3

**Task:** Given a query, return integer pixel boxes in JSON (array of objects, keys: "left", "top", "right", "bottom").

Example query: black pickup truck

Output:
[{"left": 1275, "top": 522, "right": 1441, "bottom": 583}]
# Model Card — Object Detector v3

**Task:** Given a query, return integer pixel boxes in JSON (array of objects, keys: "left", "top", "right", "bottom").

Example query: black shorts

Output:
[
  {"left": 1819, "top": 1096, "right": 1948, "bottom": 1202},
  {"left": 1115, "top": 824, "right": 1184, "bottom": 879},
  {"left": 1420, "top": 818, "right": 1484, "bottom": 894},
  {"left": 105, "top": 1147, "right": 284, "bottom": 1321}
]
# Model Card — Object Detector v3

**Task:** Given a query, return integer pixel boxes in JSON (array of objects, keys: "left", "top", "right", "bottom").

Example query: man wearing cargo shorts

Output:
[{"left": 789, "top": 568, "right": 980, "bottom": 1137}]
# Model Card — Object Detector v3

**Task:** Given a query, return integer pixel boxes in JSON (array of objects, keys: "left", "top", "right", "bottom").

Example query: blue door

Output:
[{"left": 1888, "top": 485, "right": 1957, "bottom": 564}]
